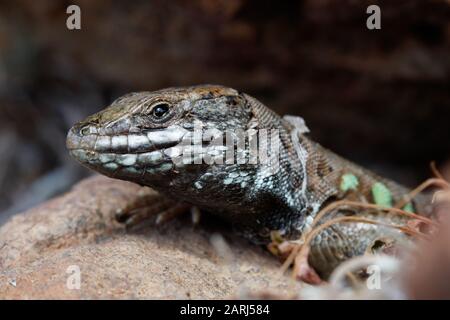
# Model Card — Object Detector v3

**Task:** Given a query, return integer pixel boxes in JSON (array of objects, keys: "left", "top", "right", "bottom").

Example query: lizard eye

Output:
[{"left": 151, "top": 103, "right": 170, "bottom": 119}]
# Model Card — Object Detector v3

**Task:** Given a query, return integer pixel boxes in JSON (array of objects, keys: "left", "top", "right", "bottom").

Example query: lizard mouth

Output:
[{"left": 66, "top": 125, "right": 189, "bottom": 177}]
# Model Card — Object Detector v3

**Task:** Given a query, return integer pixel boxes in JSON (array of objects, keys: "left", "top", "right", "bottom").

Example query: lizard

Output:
[{"left": 66, "top": 85, "right": 432, "bottom": 280}]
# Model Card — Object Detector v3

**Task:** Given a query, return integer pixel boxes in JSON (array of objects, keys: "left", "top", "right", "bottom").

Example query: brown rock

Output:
[{"left": 0, "top": 176, "right": 301, "bottom": 299}]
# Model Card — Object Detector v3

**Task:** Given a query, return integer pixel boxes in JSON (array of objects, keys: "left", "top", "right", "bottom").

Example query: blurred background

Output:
[{"left": 0, "top": 0, "right": 449, "bottom": 223}]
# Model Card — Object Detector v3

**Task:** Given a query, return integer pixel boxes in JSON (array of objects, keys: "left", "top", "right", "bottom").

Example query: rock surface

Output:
[{"left": 0, "top": 176, "right": 301, "bottom": 299}]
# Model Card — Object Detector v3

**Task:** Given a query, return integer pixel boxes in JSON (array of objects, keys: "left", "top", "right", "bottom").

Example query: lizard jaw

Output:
[{"left": 66, "top": 124, "right": 189, "bottom": 179}]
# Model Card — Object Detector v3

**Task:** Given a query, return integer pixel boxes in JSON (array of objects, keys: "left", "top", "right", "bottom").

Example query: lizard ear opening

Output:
[{"left": 283, "top": 115, "right": 310, "bottom": 135}]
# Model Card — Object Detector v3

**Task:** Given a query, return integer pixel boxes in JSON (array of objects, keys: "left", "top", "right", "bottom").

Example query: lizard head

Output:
[{"left": 67, "top": 85, "right": 262, "bottom": 189}]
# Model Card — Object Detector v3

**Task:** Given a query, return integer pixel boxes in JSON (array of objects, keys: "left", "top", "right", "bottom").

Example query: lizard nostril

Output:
[
  {"left": 79, "top": 125, "right": 97, "bottom": 136},
  {"left": 80, "top": 126, "right": 89, "bottom": 136}
]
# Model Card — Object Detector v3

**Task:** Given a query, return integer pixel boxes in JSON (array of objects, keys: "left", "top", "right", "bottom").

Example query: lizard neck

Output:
[
  {"left": 232, "top": 132, "right": 342, "bottom": 244},
  {"left": 203, "top": 96, "right": 342, "bottom": 243}
]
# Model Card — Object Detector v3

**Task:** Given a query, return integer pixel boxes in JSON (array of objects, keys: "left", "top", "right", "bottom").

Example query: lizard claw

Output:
[
  {"left": 155, "top": 203, "right": 191, "bottom": 225},
  {"left": 114, "top": 188, "right": 189, "bottom": 229}
]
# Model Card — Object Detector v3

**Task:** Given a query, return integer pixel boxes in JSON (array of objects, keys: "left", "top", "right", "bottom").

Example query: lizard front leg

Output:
[{"left": 115, "top": 187, "right": 191, "bottom": 228}]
